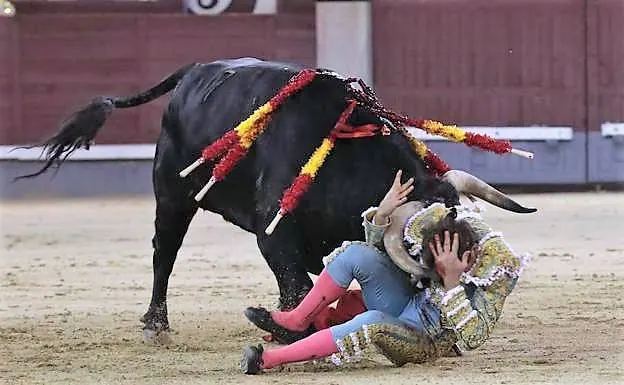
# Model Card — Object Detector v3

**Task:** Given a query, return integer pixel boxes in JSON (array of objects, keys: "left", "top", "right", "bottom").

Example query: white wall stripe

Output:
[
  {"left": 0, "top": 144, "right": 157, "bottom": 161},
  {"left": 407, "top": 126, "right": 574, "bottom": 141},
  {"left": 601, "top": 122, "right": 624, "bottom": 137},
  {"left": 0, "top": 126, "right": 577, "bottom": 161}
]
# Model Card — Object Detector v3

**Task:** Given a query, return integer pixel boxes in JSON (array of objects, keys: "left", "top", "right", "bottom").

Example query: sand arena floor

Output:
[{"left": 1, "top": 192, "right": 623, "bottom": 385}]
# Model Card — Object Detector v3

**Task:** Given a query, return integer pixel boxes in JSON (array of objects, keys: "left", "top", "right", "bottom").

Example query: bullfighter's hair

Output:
[{"left": 418, "top": 209, "right": 479, "bottom": 282}]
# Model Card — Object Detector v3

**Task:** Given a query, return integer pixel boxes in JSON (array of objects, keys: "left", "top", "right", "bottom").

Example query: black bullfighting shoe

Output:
[
  {"left": 240, "top": 344, "right": 264, "bottom": 375},
  {"left": 244, "top": 306, "right": 314, "bottom": 345}
]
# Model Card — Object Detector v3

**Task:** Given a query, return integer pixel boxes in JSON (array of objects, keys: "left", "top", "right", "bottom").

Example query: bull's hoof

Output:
[
  {"left": 140, "top": 303, "right": 171, "bottom": 345},
  {"left": 142, "top": 327, "right": 172, "bottom": 345}
]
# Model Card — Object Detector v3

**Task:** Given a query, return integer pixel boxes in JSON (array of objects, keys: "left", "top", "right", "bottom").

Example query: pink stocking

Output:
[
  {"left": 262, "top": 328, "right": 337, "bottom": 369},
  {"left": 272, "top": 269, "right": 346, "bottom": 331}
]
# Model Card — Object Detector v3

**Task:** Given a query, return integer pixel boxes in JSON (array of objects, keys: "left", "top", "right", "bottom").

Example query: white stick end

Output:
[
  {"left": 510, "top": 148, "right": 534, "bottom": 159},
  {"left": 194, "top": 176, "right": 217, "bottom": 202},
  {"left": 265, "top": 212, "right": 284, "bottom": 235},
  {"left": 179, "top": 158, "right": 204, "bottom": 178}
]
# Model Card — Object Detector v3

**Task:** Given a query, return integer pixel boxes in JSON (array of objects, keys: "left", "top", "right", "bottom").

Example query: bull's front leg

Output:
[{"left": 256, "top": 231, "right": 313, "bottom": 310}]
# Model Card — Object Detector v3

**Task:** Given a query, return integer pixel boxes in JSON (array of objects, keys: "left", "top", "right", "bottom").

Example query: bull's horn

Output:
[{"left": 442, "top": 170, "right": 537, "bottom": 214}]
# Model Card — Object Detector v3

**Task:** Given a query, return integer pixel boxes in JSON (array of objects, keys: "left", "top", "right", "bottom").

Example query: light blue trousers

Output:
[{"left": 326, "top": 243, "right": 442, "bottom": 341}]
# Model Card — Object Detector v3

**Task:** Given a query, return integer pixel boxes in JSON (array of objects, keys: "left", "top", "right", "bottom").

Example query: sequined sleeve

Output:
[
  {"left": 360, "top": 207, "right": 391, "bottom": 249},
  {"left": 433, "top": 230, "right": 526, "bottom": 350}
]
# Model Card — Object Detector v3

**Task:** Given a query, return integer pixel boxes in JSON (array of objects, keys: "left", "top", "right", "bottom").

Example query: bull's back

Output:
[
  {"left": 156, "top": 58, "right": 314, "bottom": 231},
  {"left": 169, "top": 58, "right": 306, "bottom": 151}
]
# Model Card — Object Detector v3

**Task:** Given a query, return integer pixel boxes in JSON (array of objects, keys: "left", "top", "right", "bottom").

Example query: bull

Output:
[{"left": 16, "top": 58, "right": 535, "bottom": 341}]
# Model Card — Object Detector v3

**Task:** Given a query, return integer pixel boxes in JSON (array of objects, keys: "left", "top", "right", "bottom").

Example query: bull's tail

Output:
[{"left": 13, "top": 63, "right": 198, "bottom": 180}]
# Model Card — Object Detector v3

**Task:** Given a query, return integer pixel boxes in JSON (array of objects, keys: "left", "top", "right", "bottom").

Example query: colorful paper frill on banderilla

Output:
[
  {"left": 178, "top": 67, "right": 535, "bottom": 236},
  {"left": 178, "top": 69, "right": 318, "bottom": 201},
  {"left": 265, "top": 100, "right": 359, "bottom": 234}
]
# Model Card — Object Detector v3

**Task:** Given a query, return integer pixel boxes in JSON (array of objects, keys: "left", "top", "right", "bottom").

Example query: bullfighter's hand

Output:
[
  {"left": 374, "top": 170, "right": 414, "bottom": 225},
  {"left": 428, "top": 231, "right": 470, "bottom": 290}
]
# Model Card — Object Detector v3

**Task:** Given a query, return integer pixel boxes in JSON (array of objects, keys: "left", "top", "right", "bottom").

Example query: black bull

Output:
[{"left": 17, "top": 58, "right": 535, "bottom": 336}]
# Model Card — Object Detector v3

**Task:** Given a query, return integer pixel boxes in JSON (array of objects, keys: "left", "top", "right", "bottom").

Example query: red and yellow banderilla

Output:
[
  {"left": 178, "top": 69, "right": 317, "bottom": 202},
  {"left": 265, "top": 100, "right": 359, "bottom": 235}
]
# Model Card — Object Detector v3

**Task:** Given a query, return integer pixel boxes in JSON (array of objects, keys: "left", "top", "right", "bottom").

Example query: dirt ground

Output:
[{"left": 1, "top": 192, "right": 623, "bottom": 385}]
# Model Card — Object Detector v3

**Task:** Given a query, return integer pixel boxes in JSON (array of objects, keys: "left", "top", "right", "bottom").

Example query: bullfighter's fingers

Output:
[
  {"left": 401, "top": 177, "right": 414, "bottom": 190},
  {"left": 400, "top": 185, "right": 414, "bottom": 198},
  {"left": 393, "top": 170, "right": 403, "bottom": 188},
  {"left": 400, "top": 183, "right": 414, "bottom": 195},
  {"left": 428, "top": 242, "right": 439, "bottom": 258},
  {"left": 443, "top": 231, "right": 451, "bottom": 253},
  {"left": 434, "top": 233, "right": 442, "bottom": 253},
  {"left": 451, "top": 232, "right": 460, "bottom": 255}
]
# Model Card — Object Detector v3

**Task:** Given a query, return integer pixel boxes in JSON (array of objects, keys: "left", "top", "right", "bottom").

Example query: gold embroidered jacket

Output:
[{"left": 358, "top": 203, "right": 528, "bottom": 351}]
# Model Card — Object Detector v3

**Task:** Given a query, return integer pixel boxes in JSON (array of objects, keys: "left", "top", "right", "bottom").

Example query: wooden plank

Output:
[
  {"left": 275, "top": 14, "right": 315, "bottom": 65},
  {"left": 18, "top": 15, "right": 139, "bottom": 36},
  {"left": 4, "top": 11, "right": 304, "bottom": 145},
  {"left": 144, "top": 36, "right": 273, "bottom": 61},
  {"left": 144, "top": 15, "right": 273, "bottom": 38},
  {"left": 0, "top": 19, "right": 12, "bottom": 144},
  {"left": 278, "top": 0, "right": 314, "bottom": 14},
  {"left": 19, "top": 35, "right": 139, "bottom": 61},
  {"left": 373, "top": 0, "right": 586, "bottom": 128},
  {"left": 5, "top": 18, "right": 20, "bottom": 145},
  {"left": 595, "top": 0, "right": 624, "bottom": 124},
  {"left": 15, "top": 0, "right": 179, "bottom": 14},
  {"left": 20, "top": 59, "right": 141, "bottom": 84},
  {"left": 586, "top": 0, "right": 602, "bottom": 133}
]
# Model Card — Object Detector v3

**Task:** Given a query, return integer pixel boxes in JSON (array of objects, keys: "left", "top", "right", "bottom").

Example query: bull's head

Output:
[{"left": 383, "top": 170, "right": 535, "bottom": 279}]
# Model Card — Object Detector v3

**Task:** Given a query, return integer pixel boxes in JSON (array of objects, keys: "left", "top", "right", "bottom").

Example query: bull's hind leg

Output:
[
  {"left": 141, "top": 200, "right": 197, "bottom": 344},
  {"left": 141, "top": 134, "right": 198, "bottom": 344},
  {"left": 256, "top": 231, "right": 313, "bottom": 311}
]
